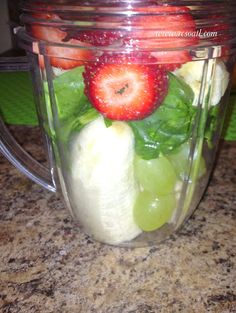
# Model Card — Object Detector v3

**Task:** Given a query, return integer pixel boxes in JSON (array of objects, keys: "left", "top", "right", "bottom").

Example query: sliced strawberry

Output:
[
  {"left": 31, "top": 24, "right": 66, "bottom": 43},
  {"left": 31, "top": 13, "right": 93, "bottom": 69},
  {"left": 43, "top": 39, "right": 92, "bottom": 69},
  {"left": 126, "top": 6, "right": 198, "bottom": 69},
  {"left": 72, "top": 14, "right": 125, "bottom": 47},
  {"left": 199, "top": 15, "right": 230, "bottom": 57},
  {"left": 30, "top": 12, "right": 65, "bottom": 42},
  {"left": 37, "top": 39, "right": 93, "bottom": 70},
  {"left": 74, "top": 29, "right": 124, "bottom": 47},
  {"left": 84, "top": 56, "right": 168, "bottom": 121},
  {"left": 128, "top": 6, "right": 197, "bottom": 43},
  {"left": 97, "top": 52, "right": 158, "bottom": 65},
  {"left": 154, "top": 50, "right": 192, "bottom": 71}
]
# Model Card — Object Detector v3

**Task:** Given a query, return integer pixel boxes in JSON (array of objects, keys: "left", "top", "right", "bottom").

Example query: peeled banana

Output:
[
  {"left": 174, "top": 59, "right": 229, "bottom": 106},
  {"left": 68, "top": 117, "right": 141, "bottom": 245}
]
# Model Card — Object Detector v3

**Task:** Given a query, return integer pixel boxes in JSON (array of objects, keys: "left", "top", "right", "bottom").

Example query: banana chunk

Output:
[
  {"left": 211, "top": 60, "right": 230, "bottom": 106},
  {"left": 68, "top": 117, "right": 141, "bottom": 245},
  {"left": 174, "top": 59, "right": 229, "bottom": 106}
]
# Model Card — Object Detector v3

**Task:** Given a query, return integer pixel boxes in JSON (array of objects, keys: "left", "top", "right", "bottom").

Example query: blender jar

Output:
[{"left": 0, "top": 0, "right": 236, "bottom": 246}]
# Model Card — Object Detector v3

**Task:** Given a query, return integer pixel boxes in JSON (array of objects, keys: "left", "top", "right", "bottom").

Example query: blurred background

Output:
[{"left": 0, "top": 0, "right": 24, "bottom": 56}]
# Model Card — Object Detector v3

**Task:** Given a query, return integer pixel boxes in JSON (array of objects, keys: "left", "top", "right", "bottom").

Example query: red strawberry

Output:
[
  {"left": 30, "top": 12, "right": 65, "bottom": 42},
  {"left": 199, "top": 15, "right": 230, "bottom": 58},
  {"left": 83, "top": 56, "right": 168, "bottom": 121},
  {"left": 153, "top": 50, "right": 192, "bottom": 72},
  {"left": 43, "top": 39, "right": 93, "bottom": 70},
  {"left": 74, "top": 29, "right": 124, "bottom": 47},
  {"left": 72, "top": 14, "right": 126, "bottom": 47},
  {"left": 97, "top": 51, "right": 158, "bottom": 65},
  {"left": 31, "top": 13, "right": 93, "bottom": 69},
  {"left": 126, "top": 6, "right": 198, "bottom": 69}
]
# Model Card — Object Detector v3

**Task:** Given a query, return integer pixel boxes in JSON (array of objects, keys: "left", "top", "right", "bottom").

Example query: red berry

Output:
[
  {"left": 154, "top": 50, "right": 192, "bottom": 72},
  {"left": 72, "top": 14, "right": 126, "bottom": 46},
  {"left": 200, "top": 15, "right": 230, "bottom": 57},
  {"left": 45, "top": 39, "right": 93, "bottom": 70},
  {"left": 126, "top": 6, "right": 198, "bottom": 67},
  {"left": 83, "top": 55, "right": 168, "bottom": 121},
  {"left": 75, "top": 30, "right": 124, "bottom": 47},
  {"left": 30, "top": 13, "right": 66, "bottom": 42},
  {"left": 96, "top": 52, "right": 158, "bottom": 65},
  {"left": 31, "top": 13, "right": 93, "bottom": 69}
]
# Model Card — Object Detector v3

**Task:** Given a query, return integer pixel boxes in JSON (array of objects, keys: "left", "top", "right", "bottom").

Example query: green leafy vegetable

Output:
[
  {"left": 44, "top": 66, "right": 99, "bottom": 143},
  {"left": 53, "top": 66, "right": 92, "bottom": 121},
  {"left": 177, "top": 78, "right": 212, "bottom": 226},
  {"left": 129, "top": 72, "right": 196, "bottom": 160},
  {"left": 103, "top": 117, "right": 113, "bottom": 128},
  {"left": 58, "top": 108, "right": 99, "bottom": 143},
  {"left": 205, "top": 105, "right": 219, "bottom": 148}
]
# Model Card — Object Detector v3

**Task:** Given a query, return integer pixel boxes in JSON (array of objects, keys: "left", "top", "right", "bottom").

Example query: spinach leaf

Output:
[
  {"left": 59, "top": 107, "right": 99, "bottom": 143},
  {"left": 44, "top": 66, "right": 99, "bottom": 142},
  {"left": 129, "top": 72, "right": 196, "bottom": 160},
  {"left": 103, "top": 117, "right": 113, "bottom": 128},
  {"left": 53, "top": 66, "right": 92, "bottom": 121},
  {"left": 205, "top": 105, "right": 219, "bottom": 148}
]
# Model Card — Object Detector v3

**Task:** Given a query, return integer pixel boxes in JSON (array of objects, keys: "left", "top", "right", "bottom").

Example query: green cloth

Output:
[
  {"left": 0, "top": 71, "right": 235, "bottom": 140},
  {"left": 0, "top": 72, "right": 38, "bottom": 126}
]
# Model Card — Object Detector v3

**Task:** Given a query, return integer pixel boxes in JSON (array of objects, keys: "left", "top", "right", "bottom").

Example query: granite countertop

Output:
[{"left": 0, "top": 126, "right": 235, "bottom": 313}]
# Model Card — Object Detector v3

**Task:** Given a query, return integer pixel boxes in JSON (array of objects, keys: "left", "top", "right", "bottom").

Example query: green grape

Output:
[
  {"left": 167, "top": 141, "right": 206, "bottom": 180},
  {"left": 167, "top": 141, "right": 190, "bottom": 180},
  {"left": 134, "top": 191, "right": 176, "bottom": 232},
  {"left": 134, "top": 154, "right": 177, "bottom": 196},
  {"left": 197, "top": 156, "right": 206, "bottom": 180}
]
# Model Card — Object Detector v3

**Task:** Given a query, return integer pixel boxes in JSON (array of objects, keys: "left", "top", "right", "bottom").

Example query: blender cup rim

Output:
[
  {"left": 17, "top": 28, "right": 235, "bottom": 63},
  {"left": 21, "top": 0, "right": 236, "bottom": 16},
  {"left": 19, "top": 0, "right": 236, "bottom": 59}
]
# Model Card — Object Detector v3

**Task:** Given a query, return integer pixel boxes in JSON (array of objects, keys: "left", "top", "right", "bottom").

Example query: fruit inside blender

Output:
[{"left": 30, "top": 5, "right": 230, "bottom": 245}]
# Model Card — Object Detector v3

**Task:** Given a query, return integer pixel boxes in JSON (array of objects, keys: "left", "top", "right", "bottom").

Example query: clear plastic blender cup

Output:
[{"left": 0, "top": 0, "right": 236, "bottom": 246}]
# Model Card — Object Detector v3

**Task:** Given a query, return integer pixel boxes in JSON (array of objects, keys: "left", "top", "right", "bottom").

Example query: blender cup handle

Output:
[{"left": 0, "top": 117, "right": 56, "bottom": 192}]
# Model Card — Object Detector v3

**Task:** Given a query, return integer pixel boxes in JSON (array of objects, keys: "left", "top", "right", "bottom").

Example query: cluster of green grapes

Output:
[{"left": 133, "top": 141, "right": 206, "bottom": 231}]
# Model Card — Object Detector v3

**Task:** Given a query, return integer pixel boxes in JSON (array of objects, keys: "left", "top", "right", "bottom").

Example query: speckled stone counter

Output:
[{"left": 0, "top": 127, "right": 235, "bottom": 313}]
